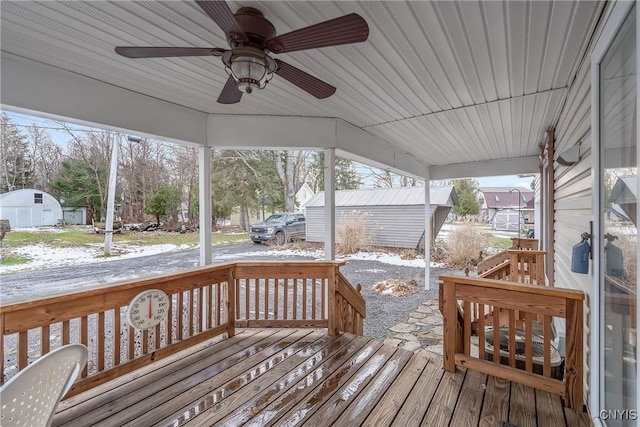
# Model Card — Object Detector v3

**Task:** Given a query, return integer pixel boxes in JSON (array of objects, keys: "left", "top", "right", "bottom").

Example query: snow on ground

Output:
[
  {"left": 1, "top": 243, "right": 190, "bottom": 273},
  {"left": 1, "top": 243, "right": 443, "bottom": 273}
]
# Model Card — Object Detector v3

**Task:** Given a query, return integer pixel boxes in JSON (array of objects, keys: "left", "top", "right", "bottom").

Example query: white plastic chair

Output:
[{"left": 0, "top": 344, "right": 88, "bottom": 427}]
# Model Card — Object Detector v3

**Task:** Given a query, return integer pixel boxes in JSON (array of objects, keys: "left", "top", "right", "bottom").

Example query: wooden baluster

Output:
[
  {"left": 189, "top": 290, "right": 195, "bottom": 336},
  {"left": 283, "top": 278, "right": 288, "bottom": 320},
  {"left": 207, "top": 285, "right": 213, "bottom": 330},
  {"left": 178, "top": 292, "right": 184, "bottom": 340},
  {"left": 463, "top": 301, "right": 471, "bottom": 355},
  {"left": 442, "top": 280, "right": 456, "bottom": 372},
  {"left": 114, "top": 309, "right": 121, "bottom": 365},
  {"left": 328, "top": 269, "right": 336, "bottom": 336},
  {"left": 311, "top": 279, "right": 317, "bottom": 320},
  {"left": 197, "top": 286, "right": 203, "bottom": 333},
  {"left": 253, "top": 279, "right": 259, "bottom": 320},
  {"left": 244, "top": 279, "right": 249, "bottom": 323},
  {"left": 265, "top": 279, "right": 269, "bottom": 320},
  {"left": 98, "top": 311, "right": 105, "bottom": 371},
  {"left": 155, "top": 323, "right": 161, "bottom": 349},
  {"left": 508, "top": 310, "right": 516, "bottom": 368},
  {"left": 81, "top": 316, "right": 88, "bottom": 377},
  {"left": 167, "top": 296, "right": 174, "bottom": 344},
  {"left": 293, "top": 278, "right": 298, "bottom": 320},
  {"left": 227, "top": 270, "right": 236, "bottom": 338},
  {"left": 478, "top": 304, "right": 485, "bottom": 360},
  {"left": 62, "top": 320, "right": 70, "bottom": 345},
  {"left": 128, "top": 326, "right": 135, "bottom": 360},
  {"left": 217, "top": 284, "right": 222, "bottom": 326},
  {"left": 322, "top": 278, "right": 327, "bottom": 321},
  {"left": 42, "top": 324, "right": 50, "bottom": 355},
  {"left": 543, "top": 315, "right": 551, "bottom": 378},
  {"left": 235, "top": 278, "right": 240, "bottom": 321},
  {"left": 492, "top": 308, "right": 500, "bottom": 363},
  {"left": 303, "top": 278, "right": 308, "bottom": 320},
  {"left": 18, "top": 331, "right": 27, "bottom": 370},
  {"left": 525, "top": 312, "right": 533, "bottom": 372},
  {"left": 274, "top": 278, "right": 279, "bottom": 320},
  {"left": 142, "top": 329, "right": 148, "bottom": 354}
]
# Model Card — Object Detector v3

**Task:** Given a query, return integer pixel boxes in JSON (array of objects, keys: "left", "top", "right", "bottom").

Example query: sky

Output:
[{"left": 3, "top": 110, "right": 535, "bottom": 189}]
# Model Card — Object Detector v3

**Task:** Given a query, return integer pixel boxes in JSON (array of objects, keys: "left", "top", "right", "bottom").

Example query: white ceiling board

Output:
[{"left": 0, "top": 1, "right": 605, "bottom": 178}]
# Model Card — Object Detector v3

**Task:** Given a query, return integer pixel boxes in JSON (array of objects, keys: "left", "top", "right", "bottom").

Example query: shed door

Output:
[{"left": 42, "top": 209, "right": 53, "bottom": 226}]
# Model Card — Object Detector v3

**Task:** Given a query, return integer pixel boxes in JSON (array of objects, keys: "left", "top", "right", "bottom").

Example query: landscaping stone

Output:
[
  {"left": 400, "top": 341, "right": 422, "bottom": 352},
  {"left": 409, "top": 312, "right": 427, "bottom": 319},
  {"left": 425, "top": 344, "right": 443, "bottom": 356},
  {"left": 389, "top": 323, "right": 420, "bottom": 333},
  {"left": 393, "top": 333, "right": 418, "bottom": 342},
  {"left": 416, "top": 305, "right": 434, "bottom": 314}
]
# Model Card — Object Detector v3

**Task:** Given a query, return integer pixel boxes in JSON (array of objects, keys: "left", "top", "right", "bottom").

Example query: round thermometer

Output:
[{"left": 126, "top": 289, "right": 170, "bottom": 330}]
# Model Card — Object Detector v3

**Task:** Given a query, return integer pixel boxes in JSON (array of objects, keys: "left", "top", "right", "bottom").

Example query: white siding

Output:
[
  {"left": 306, "top": 205, "right": 436, "bottom": 249},
  {"left": 551, "top": 30, "right": 595, "bottom": 401}
]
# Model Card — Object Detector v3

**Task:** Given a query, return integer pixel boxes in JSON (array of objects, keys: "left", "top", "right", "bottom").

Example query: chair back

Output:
[{"left": 0, "top": 344, "right": 88, "bottom": 427}]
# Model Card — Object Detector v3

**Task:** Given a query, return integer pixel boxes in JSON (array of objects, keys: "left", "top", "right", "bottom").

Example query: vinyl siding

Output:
[
  {"left": 551, "top": 29, "right": 595, "bottom": 402},
  {"left": 305, "top": 205, "right": 439, "bottom": 249}
]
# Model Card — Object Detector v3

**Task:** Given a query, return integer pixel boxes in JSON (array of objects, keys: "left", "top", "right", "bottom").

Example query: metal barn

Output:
[
  {"left": 304, "top": 186, "right": 457, "bottom": 249},
  {"left": 0, "top": 189, "right": 63, "bottom": 227}
]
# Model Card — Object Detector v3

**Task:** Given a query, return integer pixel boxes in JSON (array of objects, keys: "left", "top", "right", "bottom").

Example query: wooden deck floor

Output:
[{"left": 53, "top": 329, "right": 592, "bottom": 427}]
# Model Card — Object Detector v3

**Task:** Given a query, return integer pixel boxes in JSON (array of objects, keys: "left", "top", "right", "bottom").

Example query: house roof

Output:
[
  {"left": 0, "top": 1, "right": 606, "bottom": 180},
  {"left": 303, "top": 185, "right": 457, "bottom": 208},
  {"left": 478, "top": 187, "right": 533, "bottom": 209}
]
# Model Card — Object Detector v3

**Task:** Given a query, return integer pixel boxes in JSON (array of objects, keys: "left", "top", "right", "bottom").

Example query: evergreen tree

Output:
[
  {"left": 52, "top": 160, "right": 106, "bottom": 221},
  {"left": 309, "top": 152, "right": 361, "bottom": 191},
  {"left": 0, "top": 113, "right": 33, "bottom": 193},
  {"left": 145, "top": 184, "right": 181, "bottom": 225},
  {"left": 451, "top": 178, "right": 481, "bottom": 216}
]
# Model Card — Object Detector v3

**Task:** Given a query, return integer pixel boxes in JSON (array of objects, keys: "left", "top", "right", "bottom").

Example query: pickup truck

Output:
[{"left": 250, "top": 212, "right": 305, "bottom": 245}]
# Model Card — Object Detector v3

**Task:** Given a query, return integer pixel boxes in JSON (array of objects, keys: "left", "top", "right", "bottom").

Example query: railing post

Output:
[
  {"left": 227, "top": 267, "right": 236, "bottom": 338},
  {"left": 564, "top": 298, "right": 584, "bottom": 410},
  {"left": 442, "top": 279, "right": 456, "bottom": 372},
  {"left": 327, "top": 265, "right": 337, "bottom": 336}
]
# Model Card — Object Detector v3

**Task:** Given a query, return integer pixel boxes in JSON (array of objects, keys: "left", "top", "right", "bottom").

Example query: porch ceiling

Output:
[{"left": 0, "top": 1, "right": 604, "bottom": 178}]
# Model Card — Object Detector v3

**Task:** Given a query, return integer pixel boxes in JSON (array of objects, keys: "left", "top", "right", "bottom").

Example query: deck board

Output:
[{"left": 53, "top": 329, "right": 592, "bottom": 427}]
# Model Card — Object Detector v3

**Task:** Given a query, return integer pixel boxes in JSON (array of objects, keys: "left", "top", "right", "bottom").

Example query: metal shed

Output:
[
  {"left": 303, "top": 186, "right": 457, "bottom": 249},
  {"left": 0, "top": 189, "right": 63, "bottom": 227}
]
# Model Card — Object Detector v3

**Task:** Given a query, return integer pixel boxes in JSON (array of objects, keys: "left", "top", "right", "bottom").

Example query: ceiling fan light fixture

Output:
[{"left": 222, "top": 48, "right": 276, "bottom": 93}]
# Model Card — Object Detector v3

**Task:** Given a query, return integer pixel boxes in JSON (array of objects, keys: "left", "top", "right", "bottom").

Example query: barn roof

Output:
[
  {"left": 303, "top": 185, "right": 457, "bottom": 208},
  {"left": 478, "top": 187, "right": 533, "bottom": 209}
]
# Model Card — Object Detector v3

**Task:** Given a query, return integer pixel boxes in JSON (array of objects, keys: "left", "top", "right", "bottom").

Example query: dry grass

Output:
[
  {"left": 616, "top": 226, "right": 637, "bottom": 283},
  {"left": 443, "top": 220, "right": 489, "bottom": 269},
  {"left": 337, "top": 210, "right": 377, "bottom": 255},
  {"left": 372, "top": 278, "right": 419, "bottom": 296}
]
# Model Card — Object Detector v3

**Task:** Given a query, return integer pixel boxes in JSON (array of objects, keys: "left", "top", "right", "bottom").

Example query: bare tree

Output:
[{"left": 28, "top": 124, "right": 62, "bottom": 194}]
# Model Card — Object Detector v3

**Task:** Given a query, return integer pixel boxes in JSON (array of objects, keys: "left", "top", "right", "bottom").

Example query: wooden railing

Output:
[
  {"left": 440, "top": 274, "right": 584, "bottom": 410},
  {"left": 477, "top": 239, "right": 539, "bottom": 275},
  {"left": 0, "top": 261, "right": 364, "bottom": 397}
]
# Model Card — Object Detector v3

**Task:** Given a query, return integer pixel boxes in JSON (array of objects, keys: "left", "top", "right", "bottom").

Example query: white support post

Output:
[
  {"left": 104, "top": 138, "right": 119, "bottom": 256},
  {"left": 424, "top": 171, "right": 431, "bottom": 290},
  {"left": 324, "top": 148, "right": 336, "bottom": 261},
  {"left": 199, "top": 146, "right": 212, "bottom": 266}
]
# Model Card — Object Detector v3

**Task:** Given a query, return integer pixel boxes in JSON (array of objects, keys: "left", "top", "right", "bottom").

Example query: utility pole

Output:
[{"left": 104, "top": 135, "right": 141, "bottom": 256}]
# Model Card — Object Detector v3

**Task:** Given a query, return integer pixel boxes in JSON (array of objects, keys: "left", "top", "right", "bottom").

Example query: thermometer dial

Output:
[{"left": 126, "top": 289, "right": 170, "bottom": 330}]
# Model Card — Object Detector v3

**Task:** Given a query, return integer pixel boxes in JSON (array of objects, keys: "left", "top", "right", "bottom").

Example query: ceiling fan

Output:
[{"left": 115, "top": 1, "right": 369, "bottom": 104}]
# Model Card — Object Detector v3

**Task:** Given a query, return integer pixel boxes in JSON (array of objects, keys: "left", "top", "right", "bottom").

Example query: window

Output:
[
  {"left": 494, "top": 195, "right": 499, "bottom": 202},
  {"left": 34, "top": 193, "right": 43, "bottom": 204}
]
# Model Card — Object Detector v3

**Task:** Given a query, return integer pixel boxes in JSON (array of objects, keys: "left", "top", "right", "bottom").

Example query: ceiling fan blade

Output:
[
  {"left": 195, "top": 1, "right": 246, "bottom": 42},
  {"left": 115, "top": 47, "right": 225, "bottom": 58},
  {"left": 275, "top": 59, "right": 336, "bottom": 99},
  {"left": 217, "top": 75, "right": 243, "bottom": 104},
  {"left": 267, "top": 13, "right": 369, "bottom": 54}
]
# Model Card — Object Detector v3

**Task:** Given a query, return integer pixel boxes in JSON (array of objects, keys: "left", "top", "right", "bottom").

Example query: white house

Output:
[{"left": 0, "top": 189, "right": 63, "bottom": 227}]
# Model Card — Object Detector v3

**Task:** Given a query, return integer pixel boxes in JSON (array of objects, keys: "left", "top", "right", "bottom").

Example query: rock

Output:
[
  {"left": 389, "top": 323, "right": 420, "bottom": 333},
  {"left": 393, "top": 333, "right": 418, "bottom": 341},
  {"left": 401, "top": 341, "right": 422, "bottom": 352},
  {"left": 416, "top": 305, "right": 434, "bottom": 314},
  {"left": 383, "top": 338, "right": 402, "bottom": 347},
  {"left": 409, "top": 312, "right": 427, "bottom": 319},
  {"left": 430, "top": 325, "right": 443, "bottom": 336},
  {"left": 419, "top": 337, "right": 441, "bottom": 346}
]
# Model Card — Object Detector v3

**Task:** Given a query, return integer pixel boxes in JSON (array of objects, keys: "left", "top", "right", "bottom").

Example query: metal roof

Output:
[
  {"left": 303, "top": 185, "right": 456, "bottom": 208},
  {"left": 0, "top": 1, "right": 606, "bottom": 179}
]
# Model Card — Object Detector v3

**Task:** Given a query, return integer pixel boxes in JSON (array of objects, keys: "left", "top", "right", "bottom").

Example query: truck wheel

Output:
[{"left": 275, "top": 232, "right": 285, "bottom": 245}]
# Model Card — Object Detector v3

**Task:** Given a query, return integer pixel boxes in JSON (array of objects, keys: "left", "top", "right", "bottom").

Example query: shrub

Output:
[
  {"left": 443, "top": 220, "right": 489, "bottom": 269},
  {"left": 337, "top": 210, "right": 376, "bottom": 254}
]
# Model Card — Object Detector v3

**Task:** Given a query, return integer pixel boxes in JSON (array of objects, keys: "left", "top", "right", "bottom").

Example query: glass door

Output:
[{"left": 599, "top": 6, "right": 637, "bottom": 426}]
